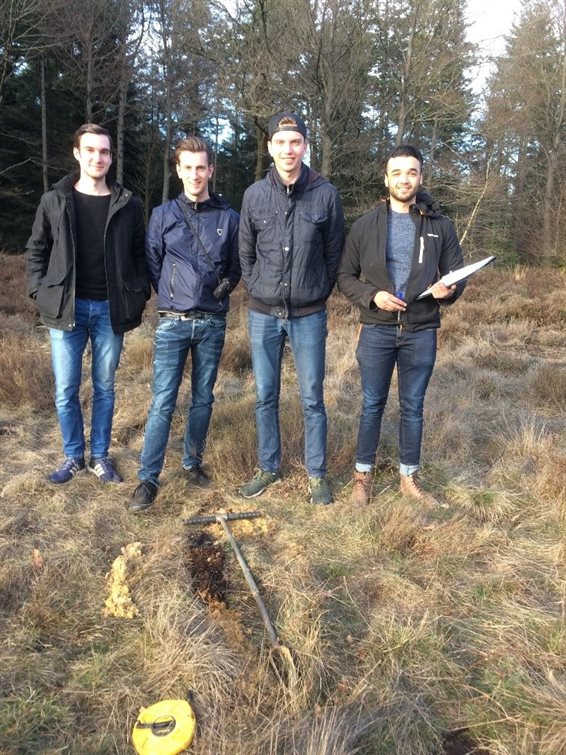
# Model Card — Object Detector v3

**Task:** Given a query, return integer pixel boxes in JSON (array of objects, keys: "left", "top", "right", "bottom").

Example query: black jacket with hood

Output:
[
  {"left": 26, "top": 173, "right": 150, "bottom": 333},
  {"left": 337, "top": 193, "right": 465, "bottom": 331},
  {"left": 239, "top": 163, "right": 345, "bottom": 318}
]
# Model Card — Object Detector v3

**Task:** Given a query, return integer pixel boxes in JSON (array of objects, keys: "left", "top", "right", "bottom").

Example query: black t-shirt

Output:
[{"left": 73, "top": 189, "right": 111, "bottom": 300}]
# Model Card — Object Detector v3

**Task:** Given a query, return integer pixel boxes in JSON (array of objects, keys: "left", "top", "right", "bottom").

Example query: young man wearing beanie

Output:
[{"left": 238, "top": 111, "right": 345, "bottom": 504}]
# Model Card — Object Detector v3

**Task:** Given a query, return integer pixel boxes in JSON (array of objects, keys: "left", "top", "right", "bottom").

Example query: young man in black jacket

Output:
[
  {"left": 130, "top": 136, "right": 240, "bottom": 513},
  {"left": 337, "top": 144, "right": 465, "bottom": 507},
  {"left": 26, "top": 123, "right": 149, "bottom": 484},
  {"left": 237, "top": 111, "right": 345, "bottom": 504}
]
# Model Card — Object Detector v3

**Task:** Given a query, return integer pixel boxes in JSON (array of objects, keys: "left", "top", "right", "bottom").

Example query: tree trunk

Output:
[
  {"left": 542, "top": 152, "right": 555, "bottom": 261},
  {"left": 320, "top": 71, "right": 334, "bottom": 179},
  {"left": 85, "top": 41, "right": 94, "bottom": 121},
  {"left": 255, "top": 126, "right": 265, "bottom": 182},
  {"left": 162, "top": 116, "right": 171, "bottom": 203},
  {"left": 40, "top": 58, "right": 49, "bottom": 193},
  {"left": 395, "top": 2, "right": 419, "bottom": 143},
  {"left": 116, "top": 69, "right": 128, "bottom": 185},
  {"left": 320, "top": 119, "right": 333, "bottom": 179},
  {"left": 512, "top": 134, "right": 528, "bottom": 259},
  {"left": 213, "top": 112, "right": 219, "bottom": 192}
]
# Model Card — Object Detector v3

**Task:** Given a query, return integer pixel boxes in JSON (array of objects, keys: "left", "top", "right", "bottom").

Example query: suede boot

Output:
[{"left": 350, "top": 470, "right": 373, "bottom": 506}]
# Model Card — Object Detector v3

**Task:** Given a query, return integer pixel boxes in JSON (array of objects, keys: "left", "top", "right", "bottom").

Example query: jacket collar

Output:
[
  {"left": 53, "top": 172, "right": 126, "bottom": 204},
  {"left": 177, "top": 191, "right": 228, "bottom": 212},
  {"left": 269, "top": 163, "right": 322, "bottom": 195}
]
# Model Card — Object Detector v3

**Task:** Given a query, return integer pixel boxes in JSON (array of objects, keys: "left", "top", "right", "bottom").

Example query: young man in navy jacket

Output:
[{"left": 130, "top": 136, "right": 240, "bottom": 512}]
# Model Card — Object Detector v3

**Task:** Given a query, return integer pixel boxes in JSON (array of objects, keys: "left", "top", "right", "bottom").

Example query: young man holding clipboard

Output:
[{"left": 337, "top": 144, "right": 465, "bottom": 507}]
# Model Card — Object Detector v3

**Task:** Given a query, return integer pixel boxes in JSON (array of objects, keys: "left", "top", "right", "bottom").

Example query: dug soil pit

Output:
[
  {"left": 442, "top": 728, "right": 491, "bottom": 755},
  {"left": 186, "top": 531, "right": 227, "bottom": 605}
]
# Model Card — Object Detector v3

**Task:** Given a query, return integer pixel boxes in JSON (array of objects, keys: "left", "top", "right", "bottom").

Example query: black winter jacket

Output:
[
  {"left": 146, "top": 192, "right": 240, "bottom": 314},
  {"left": 239, "top": 164, "right": 345, "bottom": 318},
  {"left": 26, "top": 173, "right": 150, "bottom": 333},
  {"left": 337, "top": 193, "right": 465, "bottom": 331}
]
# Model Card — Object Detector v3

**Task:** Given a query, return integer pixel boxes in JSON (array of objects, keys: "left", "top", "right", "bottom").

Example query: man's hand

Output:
[
  {"left": 373, "top": 291, "right": 407, "bottom": 312},
  {"left": 430, "top": 282, "right": 456, "bottom": 300}
]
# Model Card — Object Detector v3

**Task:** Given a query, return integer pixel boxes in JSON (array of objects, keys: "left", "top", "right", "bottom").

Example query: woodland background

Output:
[
  {"left": 1, "top": 1, "right": 566, "bottom": 753},
  {"left": 1, "top": 0, "right": 565, "bottom": 266}
]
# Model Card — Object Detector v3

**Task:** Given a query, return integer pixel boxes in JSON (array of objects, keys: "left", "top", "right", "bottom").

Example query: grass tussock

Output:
[
  {"left": 0, "top": 332, "right": 54, "bottom": 410},
  {"left": 0, "top": 256, "right": 565, "bottom": 753},
  {"left": 529, "top": 364, "right": 566, "bottom": 413}
]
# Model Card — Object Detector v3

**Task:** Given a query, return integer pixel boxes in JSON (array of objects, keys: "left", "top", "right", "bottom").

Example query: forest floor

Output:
[{"left": 0, "top": 254, "right": 564, "bottom": 754}]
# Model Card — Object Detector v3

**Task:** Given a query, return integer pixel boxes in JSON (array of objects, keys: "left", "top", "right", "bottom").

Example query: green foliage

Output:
[{"left": 0, "top": 692, "right": 73, "bottom": 753}]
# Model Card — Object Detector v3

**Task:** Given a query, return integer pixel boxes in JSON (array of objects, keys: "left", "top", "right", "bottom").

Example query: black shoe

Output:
[
  {"left": 129, "top": 481, "right": 158, "bottom": 513},
  {"left": 183, "top": 464, "right": 211, "bottom": 487}
]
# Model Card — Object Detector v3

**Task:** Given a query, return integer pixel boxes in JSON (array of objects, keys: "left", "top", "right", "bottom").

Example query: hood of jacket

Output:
[
  {"left": 410, "top": 191, "right": 443, "bottom": 218},
  {"left": 52, "top": 172, "right": 78, "bottom": 195}
]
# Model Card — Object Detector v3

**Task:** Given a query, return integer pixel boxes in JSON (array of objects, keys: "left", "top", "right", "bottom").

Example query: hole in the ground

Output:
[
  {"left": 186, "top": 530, "right": 228, "bottom": 605},
  {"left": 442, "top": 728, "right": 491, "bottom": 755}
]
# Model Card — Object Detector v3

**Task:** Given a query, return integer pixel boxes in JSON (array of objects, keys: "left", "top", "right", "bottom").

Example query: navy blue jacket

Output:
[
  {"left": 337, "top": 193, "right": 465, "bottom": 331},
  {"left": 26, "top": 173, "right": 149, "bottom": 333},
  {"left": 239, "top": 164, "right": 344, "bottom": 318},
  {"left": 146, "top": 192, "right": 240, "bottom": 313}
]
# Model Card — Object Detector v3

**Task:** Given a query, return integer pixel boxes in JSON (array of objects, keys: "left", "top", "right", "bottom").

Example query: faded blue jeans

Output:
[
  {"left": 248, "top": 309, "right": 328, "bottom": 478},
  {"left": 355, "top": 324, "right": 437, "bottom": 475},
  {"left": 49, "top": 298, "right": 123, "bottom": 459},
  {"left": 138, "top": 313, "right": 226, "bottom": 485}
]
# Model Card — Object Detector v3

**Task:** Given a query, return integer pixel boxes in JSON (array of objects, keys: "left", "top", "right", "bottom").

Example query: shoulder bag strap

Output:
[{"left": 176, "top": 198, "right": 222, "bottom": 283}]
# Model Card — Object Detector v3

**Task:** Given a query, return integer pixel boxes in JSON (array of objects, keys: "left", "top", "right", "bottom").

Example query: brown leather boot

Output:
[
  {"left": 400, "top": 473, "right": 446, "bottom": 508},
  {"left": 350, "top": 470, "right": 373, "bottom": 505}
]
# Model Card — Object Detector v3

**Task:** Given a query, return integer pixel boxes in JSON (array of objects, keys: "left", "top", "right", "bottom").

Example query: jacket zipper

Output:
[
  {"left": 102, "top": 190, "right": 128, "bottom": 319},
  {"left": 102, "top": 195, "right": 116, "bottom": 314},
  {"left": 396, "top": 293, "right": 404, "bottom": 331},
  {"left": 417, "top": 212, "right": 425, "bottom": 264},
  {"left": 65, "top": 201, "right": 77, "bottom": 329},
  {"left": 169, "top": 263, "right": 176, "bottom": 301}
]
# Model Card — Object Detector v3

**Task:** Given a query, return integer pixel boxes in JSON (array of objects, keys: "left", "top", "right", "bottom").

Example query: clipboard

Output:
[{"left": 416, "top": 255, "right": 496, "bottom": 299}]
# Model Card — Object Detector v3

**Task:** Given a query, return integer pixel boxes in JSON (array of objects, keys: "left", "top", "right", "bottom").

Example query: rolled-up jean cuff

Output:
[
  {"left": 400, "top": 463, "right": 419, "bottom": 477},
  {"left": 355, "top": 462, "right": 373, "bottom": 473}
]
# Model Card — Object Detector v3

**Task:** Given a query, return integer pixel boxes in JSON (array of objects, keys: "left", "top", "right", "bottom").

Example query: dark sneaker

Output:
[
  {"left": 129, "top": 481, "right": 158, "bottom": 513},
  {"left": 88, "top": 456, "right": 123, "bottom": 483},
  {"left": 183, "top": 464, "right": 211, "bottom": 487},
  {"left": 310, "top": 477, "right": 332, "bottom": 505},
  {"left": 238, "top": 470, "right": 281, "bottom": 498},
  {"left": 49, "top": 457, "right": 85, "bottom": 484}
]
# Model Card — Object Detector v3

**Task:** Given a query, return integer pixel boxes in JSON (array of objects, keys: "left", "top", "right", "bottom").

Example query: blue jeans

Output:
[
  {"left": 248, "top": 309, "right": 328, "bottom": 478},
  {"left": 139, "top": 314, "right": 226, "bottom": 484},
  {"left": 49, "top": 298, "right": 123, "bottom": 459},
  {"left": 355, "top": 324, "right": 437, "bottom": 474}
]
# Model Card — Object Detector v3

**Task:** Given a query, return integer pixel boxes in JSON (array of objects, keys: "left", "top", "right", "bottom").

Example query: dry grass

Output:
[{"left": 0, "top": 252, "right": 565, "bottom": 754}]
